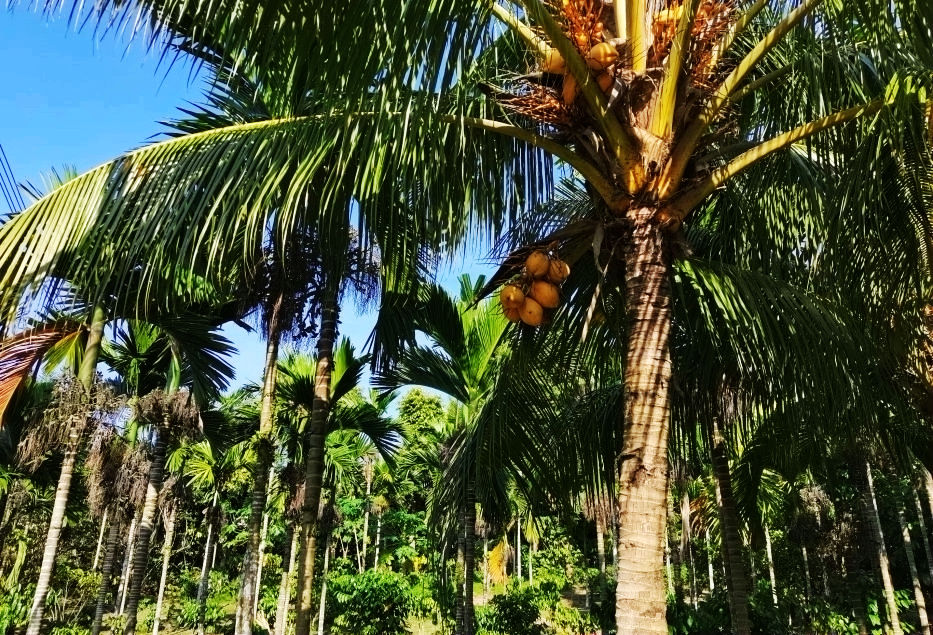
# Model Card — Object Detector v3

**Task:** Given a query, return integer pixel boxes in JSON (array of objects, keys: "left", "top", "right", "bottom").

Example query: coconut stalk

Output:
[
  {"left": 25, "top": 306, "right": 105, "bottom": 635},
  {"left": 294, "top": 284, "right": 339, "bottom": 635}
]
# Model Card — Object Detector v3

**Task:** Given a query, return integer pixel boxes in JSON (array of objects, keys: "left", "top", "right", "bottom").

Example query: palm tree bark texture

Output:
[
  {"left": 91, "top": 508, "right": 122, "bottom": 635},
  {"left": 123, "top": 421, "right": 170, "bottom": 635},
  {"left": 236, "top": 290, "right": 285, "bottom": 635},
  {"left": 294, "top": 288, "right": 339, "bottom": 635},
  {"left": 26, "top": 305, "right": 105, "bottom": 635}
]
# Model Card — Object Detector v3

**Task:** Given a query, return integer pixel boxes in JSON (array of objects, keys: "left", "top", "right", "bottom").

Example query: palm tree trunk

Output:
[
  {"left": 614, "top": 211, "right": 673, "bottom": 635},
  {"left": 92, "top": 508, "right": 109, "bottom": 571},
  {"left": 711, "top": 418, "right": 751, "bottom": 635},
  {"left": 455, "top": 530, "right": 465, "bottom": 635},
  {"left": 123, "top": 426, "right": 169, "bottom": 635},
  {"left": 253, "top": 502, "right": 272, "bottom": 619},
  {"left": 316, "top": 532, "right": 332, "bottom": 635},
  {"left": 274, "top": 521, "right": 299, "bottom": 635},
  {"left": 764, "top": 524, "right": 778, "bottom": 607},
  {"left": 705, "top": 528, "right": 715, "bottom": 593},
  {"left": 516, "top": 517, "right": 522, "bottom": 580},
  {"left": 801, "top": 546, "right": 813, "bottom": 601},
  {"left": 118, "top": 510, "right": 141, "bottom": 614},
  {"left": 913, "top": 479, "right": 933, "bottom": 587},
  {"left": 483, "top": 539, "right": 490, "bottom": 596},
  {"left": 463, "top": 481, "right": 477, "bottom": 635},
  {"left": 152, "top": 504, "right": 177, "bottom": 635},
  {"left": 294, "top": 291, "right": 339, "bottom": 635},
  {"left": 374, "top": 514, "right": 382, "bottom": 569},
  {"left": 25, "top": 306, "right": 105, "bottom": 635},
  {"left": 91, "top": 507, "right": 122, "bottom": 635},
  {"left": 196, "top": 491, "right": 219, "bottom": 635},
  {"left": 362, "top": 459, "right": 372, "bottom": 568},
  {"left": 897, "top": 503, "right": 930, "bottom": 634},
  {"left": 237, "top": 292, "right": 285, "bottom": 635},
  {"left": 595, "top": 511, "right": 609, "bottom": 635},
  {"left": 680, "top": 491, "right": 696, "bottom": 606},
  {"left": 858, "top": 460, "right": 904, "bottom": 635}
]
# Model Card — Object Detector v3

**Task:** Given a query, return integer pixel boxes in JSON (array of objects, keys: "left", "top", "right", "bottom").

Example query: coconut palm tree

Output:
[{"left": 2, "top": 1, "right": 932, "bottom": 632}]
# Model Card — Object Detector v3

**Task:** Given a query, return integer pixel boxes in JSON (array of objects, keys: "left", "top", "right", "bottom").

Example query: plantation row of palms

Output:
[{"left": 2, "top": 0, "right": 933, "bottom": 633}]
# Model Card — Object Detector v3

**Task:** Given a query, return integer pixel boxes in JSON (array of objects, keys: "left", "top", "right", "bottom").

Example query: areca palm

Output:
[{"left": 2, "top": 1, "right": 932, "bottom": 633}]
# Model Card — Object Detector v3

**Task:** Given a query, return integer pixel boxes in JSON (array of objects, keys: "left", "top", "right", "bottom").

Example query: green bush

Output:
[
  {"left": 479, "top": 581, "right": 548, "bottom": 635},
  {"left": 326, "top": 569, "right": 412, "bottom": 635},
  {"left": 0, "top": 585, "right": 30, "bottom": 635}
]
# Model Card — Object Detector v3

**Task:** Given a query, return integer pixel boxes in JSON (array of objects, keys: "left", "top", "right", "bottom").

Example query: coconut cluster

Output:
[{"left": 499, "top": 250, "right": 571, "bottom": 327}]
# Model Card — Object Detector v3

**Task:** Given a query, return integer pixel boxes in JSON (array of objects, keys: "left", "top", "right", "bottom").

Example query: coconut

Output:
[
  {"left": 541, "top": 47, "right": 566, "bottom": 74},
  {"left": 520, "top": 297, "right": 544, "bottom": 326},
  {"left": 596, "top": 72, "right": 614, "bottom": 95},
  {"left": 503, "top": 306, "right": 522, "bottom": 323},
  {"left": 525, "top": 250, "right": 551, "bottom": 278},
  {"left": 530, "top": 280, "right": 560, "bottom": 309},
  {"left": 548, "top": 259, "right": 571, "bottom": 284},
  {"left": 562, "top": 72, "right": 579, "bottom": 106},
  {"left": 500, "top": 284, "right": 525, "bottom": 309},
  {"left": 586, "top": 42, "right": 618, "bottom": 70}
]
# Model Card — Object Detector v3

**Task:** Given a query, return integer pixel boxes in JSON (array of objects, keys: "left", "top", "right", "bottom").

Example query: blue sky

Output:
[{"left": 1, "top": 9, "right": 492, "bottom": 388}]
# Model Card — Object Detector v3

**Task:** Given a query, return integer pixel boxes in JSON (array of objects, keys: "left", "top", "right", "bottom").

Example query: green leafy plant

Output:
[{"left": 326, "top": 569, "right": 412, "bottom": 635}]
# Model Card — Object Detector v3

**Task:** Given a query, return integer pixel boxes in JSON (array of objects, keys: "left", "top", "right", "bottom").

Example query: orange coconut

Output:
[
  {"left": 586, "top": 42, "right": 618, "bottom": 70},
  {"left": 562, "top": 72, "right": 580, "bottom": 106},
  {"left": 520, "top": 297, "right": 544, "bottom": 326},
  {"left": 540, "top": 47, "right": 566, "bottom": 74},
  {"left": 500, "top": 284, "right": 525, "bottom": 309},
  {"left": 525, "top": 250, "right": 551, "bottom": 278},
  {"left": 503, "top": 306, "right": 522, "bottom": 323},
  {"left": 596, "top": 72, "right": 614, "bottom": 95},
  {"left": 548, "top": 259, "right": 571, "bottom": 284},
  {"left": 530, "top": 280, "right": 560, "bottom": 309}
]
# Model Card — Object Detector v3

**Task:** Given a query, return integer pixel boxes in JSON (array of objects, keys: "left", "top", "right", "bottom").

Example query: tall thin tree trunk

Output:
[
  {"left": 455, "top": 521, "right": 466, "bottom": 635},
  {"left": 294, "top": 290, "right": 339, "bottom": 635},
  {"left": 123, "top": 426, "right": 169, "bottom": 635},
  {"left": 665, "top": 533, "right": 675, "bottom": 597},
  {"left": 316, "top": 533, "right": 332, "bottom": 635},
  {"left": 516, "top": 517, "right": 522, "bottom": 580},
  {"left": 913, "top": 482, "right": 933, "bottom": 587},
  {"left": 614, "top": 211, "right": 673, "bottom": 635},
  {"left": 237, "top": 292, "right": 285, "bottom": 635},
  {"left": 362, "top": 459, "right": 372, "bottom": 568},
  {"left": 197, "top": 491, "right": 218, "bottom": 635},
  {"left": 374, "top": 514, "right": 382, "bottom": 570},
  {"left": 253, "top": 504, "right": 272, "bottom": 619},
  {"left": 705, "top": 528, "right": 715, "bottom": 592},
  {"left": 596, "top": 510, "right": 609, "bottom": 635},
  {"left": 25, "top": 306, "right": 105, "bottom": 635},
  {"left": 463, "top": 482, "right": 476, "bottom": 635},
  {"left": 897, "top": 503, "right": 930, "bottom": 634},
  {"left": 529, "top": 543, "right": 535, "bottom": 583},
  {"left": 273, "top": 521, "right": 298, "bottom": 635},
  {"left": 92, "top": 508, "right": 109, "bottom": 571},
  {"left": 801, "top": 546, "right": 813, "bottom": 601},
  {"left": 711, "top": 418, "right": 751, "bottom": 635},
  {"left": 924, "top": 469, "right": 933, "bottom": 540},
  {"left": 859, "top": 461, "right": 904, "bottom": 635},
  {"left": 483, "top": 539, "right": 490, "bottom": 596},
  {"left": 91, "top": 507, "right": 122, "bottom": 635},
  {"left": 681, "top": 491, "right": 697, "bottom": 606},
  {"left": 764, "top": 524, "right": 778, "bottom": 608},
  {"left": 118, "top": 510, "right": 141, "bottom": 614},
  {"left": 152, "top": 505, "right": 177, "bottom": 635}
]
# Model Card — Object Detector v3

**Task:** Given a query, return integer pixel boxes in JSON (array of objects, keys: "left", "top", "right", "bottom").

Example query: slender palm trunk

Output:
[
  {"left": 362, "top": 460, "right": 372, "bottom": 568},
  {"left": 152, "top": 505, "right": 177, "bottom": 635},
  {"left": 374, "top": 514, "right": 382, "bottom": 569},
  {"left": 118, "top": 511, "right": 141, "bottom": 613},
  {"left": 294, "top": 291, "right": 339, "bottom": 635},
  {"left": 274, "top": 522, "right": 299, "bottom": 635},
  {"left": 614, "top": 211, "right": 673, "bottom": 635},
  {"left": 705, "top": 528, "right": 715, "bottom": 592},
  {"left": 92, "top": 508, "right": 109, "bottom": 571},
  {"left": 196, "top": 491, "right": 219, "bottom": 635},
  {"left": 801, "top": 546, "right": 813, "bottom": 601},
  {"left": 463, "top": 482, "right": 476, "bottom": 635},
  {"left": 897, "top": 503, "right": 930, "bottom": 634},
  {"left": 455, "top": 531, "right": 465, "bottom": 635},
  {"left": 913, "top": 479, "right": 933, "bottom": 586},
  {"left": 859, "top": 461, "right": 903, "bottom": 635},
  {"left": 25, "top": 307, "right": 105, "bottom": 635},
  {"left": 681, "top": 492, "right": 698, "bottom": 607},
  {"left": 764, "top": 524, "right": 778, "bottom": 607},
  {"left": 483, "top": 539, "right": 490, "bottom": 596},
  {"left": 665, "top": 533, "right": 675, "bottom": 597},
  {"left": 316, "top": 532, "right": 332, "bottom": 635},
  {"left": 516, "top": 517, "right": 522, "bottom": 580},
  {"left": 253, "top": 502, "right": 272, "bottom": 619},
  {"left": 123, "top": 427, "right": 169, "bottom": 635},
  {"left": 595, "top": 510, "right": 609, "bottom": 635},
  {"left": 237, "top": 293, "right": 285, "bottom": 635},
  {"left": 91, "top": 508, "right": 122, "bottom": 635},
  {"left": 711, "top": 418, "right": 751, "bottom": 635},
  {"left": 529, "top": 543, "right": 535, "bottom": 583}
]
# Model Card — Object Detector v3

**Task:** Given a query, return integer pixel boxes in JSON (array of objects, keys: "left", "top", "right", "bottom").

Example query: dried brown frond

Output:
[
  {"left": 497, "top": 84, "right": 575, "bottom": 127},
  {"left": 86, "top": 425, "right": 127, "bottom": 518},
  {"left": 115, "top": 445, "right": 152, "bottom": 510},
  {"left": 135, "top": 389, "right": 201, "bottom": 441}
]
